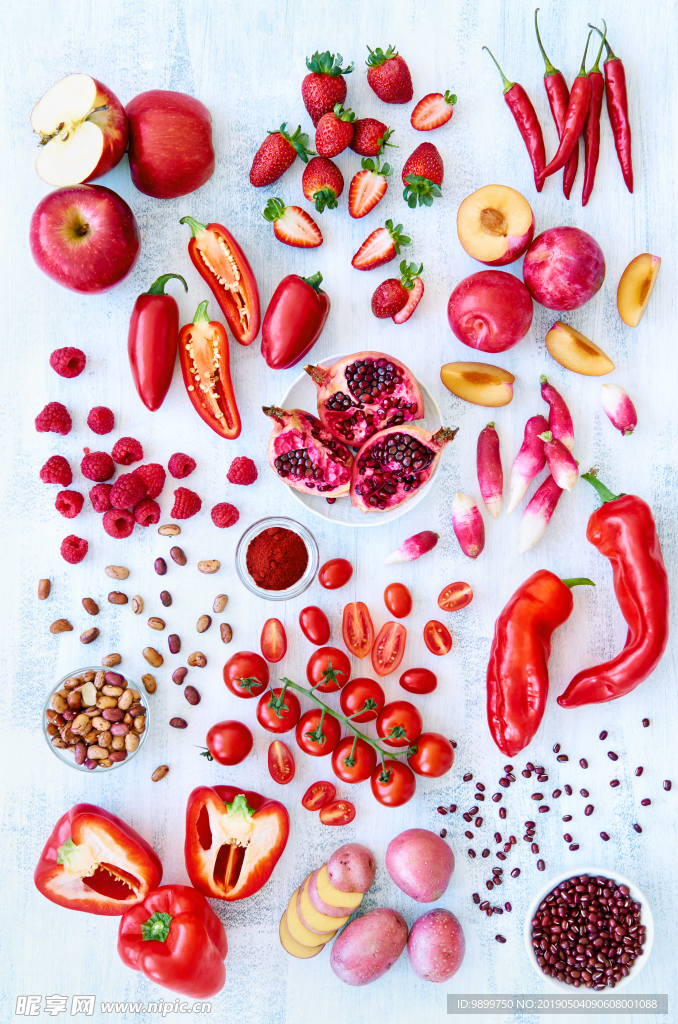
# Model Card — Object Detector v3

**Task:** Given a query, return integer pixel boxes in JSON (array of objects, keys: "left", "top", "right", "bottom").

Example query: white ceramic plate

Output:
[{"left": 278, "top": 353, "right": 443, "bottom": 528}]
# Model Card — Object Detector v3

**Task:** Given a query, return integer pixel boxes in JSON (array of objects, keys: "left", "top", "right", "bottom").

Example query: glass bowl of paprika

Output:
[{"left": 235, "top": 517, "right": 319, "bottom": 601}]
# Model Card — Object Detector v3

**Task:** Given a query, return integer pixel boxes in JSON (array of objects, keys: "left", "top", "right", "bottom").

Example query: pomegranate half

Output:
[
  {"left": 264, "top": 406, "right": 354, "bottom": 498},
  {"left": 351, "top": 424, "right": 457, "bottom": 513}
]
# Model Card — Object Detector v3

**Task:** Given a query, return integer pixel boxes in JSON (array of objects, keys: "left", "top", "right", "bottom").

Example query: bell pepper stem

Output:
[
  {"left": 301, "top": 271, "right": 323, "bottom": 292},
  {"left": 562, "top": 578, "right": 595, "bottom": 588},
  {"left": 141, "top": 911, "right": 172, "bottom": 943},
  {"left": 192, "top": 300, "right": 211, "bottom": 325},
  {"left": 179, "top": 215, "right": 207, "bottom": 237},
  {"left": 582, "top": 471, "right": 622, "bottom": 504},
  {"left": 145, "top": 273, "right": 188, "bottom": 296},
  {"left": 482, "top": 46, "right": 514, "bottom": 94}
]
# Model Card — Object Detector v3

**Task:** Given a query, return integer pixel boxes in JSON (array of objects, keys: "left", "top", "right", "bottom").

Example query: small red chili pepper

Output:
[
  {"left": 582, "top": 27, "right": 608, "bottom": 206},
  {"left": 178, "top": 300, "right": 241, "bottom": 439},
  {"left": 127, "top": 273, "right": 187, "bottom": 411},
  {"left": 534, "top": 9, "right": 578, "bottom": 200},
  {"left": 483, "top": 47, "right": 545, "bottom": 192},
  {"left": 261, "top": 272, "right": 330, "bottom": 370},
  {"left": 558, "top": 474, "right": 669, "bottom": 708},
  {"left": 589, "top": 23, "right": 633, "bottom": 193},
  {"left": 539, "top": 32, "right": 592, "bottom": 184}
]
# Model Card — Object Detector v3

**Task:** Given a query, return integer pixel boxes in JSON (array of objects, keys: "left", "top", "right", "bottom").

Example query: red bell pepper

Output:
[
  {"left": 128, "top": 273, "right": 187, "bottom": 411},
  {"left": 118, "top": 885, "right": 227, "bottom": 998},
  {"left": 34, "top": 803, "right": 162, "bottom": 916},
  {"left": 180, "top": 216, "right": 260, "bottom": 346},
  {"left": 261, "top": 271, "right": 330, "bottom": 369},
  {"left": 185, "top": 786, "right": 289, "bottom": 901},
  {"left": 178, "top": 301, "right": 241, "bottom": 439}
]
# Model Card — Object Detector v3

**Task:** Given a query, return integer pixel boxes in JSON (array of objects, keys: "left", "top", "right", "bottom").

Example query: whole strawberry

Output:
[
  {"left": 371, "top": 261, "right": 423, "bottom": 318},
  {"left": 349, "top": 118, "right": 395, "bottom": 156},
  {"left": 402, "top": 143, "right": 444, "bottom": 207},
  {"left": 302, "top": 51, "right": 354, "bottom": 126},
  {"left": 315, "top": 105, "right": 356, "bottom": 158},
  {"left": 302, "top": 156, "right": 344, "bottom": 212},
  {"left": 250, "top": 124, "right": 314, "bottom": 187},
  {"left": 366, "top": 45, "right": 413, "bottom": 104}
]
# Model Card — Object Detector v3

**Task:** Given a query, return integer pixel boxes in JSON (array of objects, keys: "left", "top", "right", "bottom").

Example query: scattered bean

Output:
[
  {"left": 499, "top": 807, "right": 507, "bottom": 819},
  {"left": 642, "top": 718, "right": 650, "bottom": 728},
  {"left": 50, "top": 619, "right": 72, "bottom": 634},
  {"left": 105, "top": 565, "right": 129, "bottom": 580},
  {"left": 220, "top": 623, "right": 233, "bottom": 644},
  {"left": 38, "top": 579, "right": 51, "bottom": 600},
  {"left": 563, "top": 833, "right": 572, "bottom": 843},
  {"left": 168, "top": 634, "right": 181, "bottom": 654},
  {"left": 557, "top": 754, "right": 568, "bottom": 762},
  {"left": 170, "top": 717, "right": 188, "bottom": 729},
  {"left": 143, "top": 647, "right": 164, "bottom": 667},
  {"left": 531, "top": 843, "right": 539, "bottom": 854},
  {"left": 564, "top": 785, "right": 572, "bottom": 795},
  {"left": 449, "top": 804, "right": 457, "bottom": 813},
  {"left": 600, "top": 832, "right": 610, "bottom": 841},
  {"left": 580, "top": 788, "right": 589, "bottom": 798},
  {"left": 599, "top": 729, "right": 608, "bottom": 740},
  {"left": 158, "top": 524, "right": 180, "bottom": 536},
  {"left": 108, "top": 592, "right": 128, "bottom": 605},
  {"left": 475, "top": 816, "right": 483, "bottom": 827},
  {"left": 172, "top": 667, "right": 188, "bottom": 686},
  {"left": 132, "top": 595, "right": 144, "bottom": 614},
  {"left": 474, "top": 792, "right": 485, "bottom": 802},
  {"left": 82, "top": 598, "right": 99, "bottom": 616},
  {"left": 468, "top": 849, "right": 476, "bottom": 858},
  {"left": 531, "top": 793, "right": 543, "bottom": 801},
  {"left": 640, "top": 798, "right": 651, "bottom": 806},
  {"left": 584, "top": 804, "right": 594, "bottom": 816},
  {"left": 608, "top": 751, "right": 619, "bottom": 761},
  {"left": 664, "top": 780, "right": 672, "bottom": 791},
  {"left": 498, "top": 778, "right": 509, "bottom": 788},
  {"left": 80, "top": 628, "right": 99, "bottom": 645},
  {"left": 439, "top": 829, "right": 447, "bottom": 838},
  {"left": 198, "top": 559, "right": 220, "bottom": 574},
  {"left": 463, "top": 772, "right": 473, "bottom": 782},
  {"left": 492, "top": 793, "right": 502, "bottom": 802},
  {"left": 495, "top": 934, "right": 506, "bottom": 943},
  {"left": 160, "top": 591, "right": 172, "bottom": 607},
  {"left": 170, "top": 547, "right": 186, "bottom": 566},
  {"left": 552, "top": 743, "right": 560, "bottom": 753},
  {"left": 465, "top": 830, "right": 474, "bottom": 840},
  {"left": 552, "top": 789, "right": 562, "bottom": 799},
  {"left": 569, "top": 843, "right": 580, "bottom": 851},
  {"left": 101, "top": 653, "right": 121, "bottom": 668},
  {"left": 511, "top": 868, "right": 520, "bottom": 878},
  {"left": 213, "top": 594, "right": 228, "bottom": 613},
  {"left": 184, "top": 685, "right": 201, "bottom": 706},
  {"left": 610, "top": 780, "right": 620, "bottom": 788},
  {"left": 579, "top": 758, "right": 588, "bottom": 769},
  {"left": 155, "top": 558, "right": 167, "bottom": 576},
  {"left": 536, "top": 860, "right": 545, "bottom": 871},
  {"left": 141, "top": 673, "right": 157, "bottom": 694},
  {"left": 437, "top": 806, "right": 447, "bottom": 815},
  {"left": 148, "top": 617, "right": 166, "bottom": 631},
  {"left": 188, "top": 651, "right": 207, "bottom": 667},
  {"left": 633, "top": 823, "right": 642, "bottom": 833},
  {"left": 562, "top": 814, "right": 572, "bottom": 822},
  {"left": 196, "top": 615, "right": 212, "bottom": 634},
  {"left": 152, "top": 765, "right": 170, "bottom": 781},
  {"left": 635, "top": 766, "right": 643, "bottom": 776},
  {"left": 472, "top": 893, "right": 480, "bottom": 904}
]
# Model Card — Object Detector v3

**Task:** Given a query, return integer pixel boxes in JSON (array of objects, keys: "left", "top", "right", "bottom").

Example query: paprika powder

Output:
[{"left": 246, "top": 526, "right": 308, "bottom": 591}]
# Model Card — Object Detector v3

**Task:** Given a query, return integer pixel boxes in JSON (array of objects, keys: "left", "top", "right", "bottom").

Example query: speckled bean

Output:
[
  {"left": 38, "top": 579, "right": 51, "bottom": 600},
  {"left": 101, "top": 653, "right": 121, "bottom": 667},
  {"left": 132, "top": 595, "right": 144, "bottom": 614},
  {"left": 143, "top": 647, "right": 164, "bottom": 667},
  {"left": 125, "top": 732, "right": 139, "bottom": 752},
  {"left": 188, "top": 651, "right": 207, "bottom": 667},
  {"left": 110, "top": 723, "right": 129, "bottom": 736},
  {"left": 220, "top": 623, "right": 233, "bottom": 644},
  {"left": 158, "top": 524, "right": 180, "bottom": 536},
  {"left": 50, "top": 619, "right": 72, "bottom": 635},
  {"left": 170, "top": 546, "right": 186, "bottom": 566},
  {"left": 198, "top": 559, "right": 220, "bottom": 574},
  {"left": 196, "top": 615, "right": 211, "bottom": 633},
  {"left": 108, "top": 592, "right": 128, "bottom": 605},
  {"left": 109, "top": 751, "right": 128, "bottom": 763},
  {"left": 172, "top": 667, "right": 187, "bottom": 685},
  {"left": 105, "top": 565, "right": 129, "bottom": 580},
  {"left": 213, "top": 594, "right": 228, "bottom": 613},
  {"left": 141, "top": 674, "right": 157, "bottom": 694}
]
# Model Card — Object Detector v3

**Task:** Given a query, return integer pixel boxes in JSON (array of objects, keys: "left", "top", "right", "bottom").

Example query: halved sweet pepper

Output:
[{"left": 179, "top": 300, "right": 242, "bottom": 439}]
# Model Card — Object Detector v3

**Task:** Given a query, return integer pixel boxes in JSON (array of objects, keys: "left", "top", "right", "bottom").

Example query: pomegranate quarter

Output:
[{"left": 351, "top": 424, "right": 457, "bottom": 513}]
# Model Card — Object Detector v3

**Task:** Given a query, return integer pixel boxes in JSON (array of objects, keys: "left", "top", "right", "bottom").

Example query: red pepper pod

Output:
[
  {"left": 179, "top": 300, "right": 241, "bottom": 439},
  {"left": 34, "top": 803, "right": 163, "bottom": 916},
  {"left": 534, "top": 9, "right": 578, "bottom": 199},
  {"left": 128, "top": 273, "right": 187, "bottom": 411},
  {"left": 581, "top": 30, "right": 608, "bottom": 206},
  {"left": 184, "top": 786, "right": 289, "bottom": 901},
  {"left": 483, "top": 48, "right": 545, "bottom": 192},
  {"left": 539, "top": 32, "right": 592, "bottom": 183},
  {"left": 603, "top": 53, "right": 633, "bottom": 193},
  {"left": 261, "top": 272, "right": 330, "bottom": 369}
]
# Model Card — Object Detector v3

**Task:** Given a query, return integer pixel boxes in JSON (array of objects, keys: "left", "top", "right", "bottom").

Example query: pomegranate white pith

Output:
[
  {"left": 265, "top": 407, "right": 353, "bottom": 497},
  {"left": 351, "top": 424, "right": 457, "bottom": 514}
]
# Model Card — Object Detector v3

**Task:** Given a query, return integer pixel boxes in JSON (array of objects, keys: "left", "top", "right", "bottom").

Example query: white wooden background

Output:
[{"left": 1, "top": 0, "right": 675, "bottom": 1021}]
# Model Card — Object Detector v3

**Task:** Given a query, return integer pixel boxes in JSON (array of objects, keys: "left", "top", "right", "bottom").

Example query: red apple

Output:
[
  {"left": 456, "top": 184, "right": 535, "bottom": 266},
  {"left": 31, "top": 74, "right": 128, "bottom": 187},
  {"left": 30, "top": 184, "right": 140, "bottom": 293},
  {"left": 523, "top": 227, "right": 605, "bottom": 310},
  {"left": 447, "top": 270, "right": 533, "bottom": 353},
  {"left": 126, "top": 90, "right": 215, "bottom": 199}
]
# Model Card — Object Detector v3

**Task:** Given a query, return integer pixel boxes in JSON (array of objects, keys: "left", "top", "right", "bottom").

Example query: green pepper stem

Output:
[
  {"left": 145, "top": 273, "right": 188, "bottom": 296},
  {"left": 301, "top": 271, "right": 323, "bottom": 292},
  {"left": 534, "top": 9, "right": 559, "bottom": 76},
  {"left": 179, "top": 215, "right": 207, "bottom": 237},
  {"left": 588, "top": 21, "right": 616, "bottom": 61},
  {"left": 192, "top": 300, "right": 211, "bottom": 325},
  {"left": 582, "top": 472, "right": 622, "bottom": 504},
  {"left": 482, "top": 47, "right": 514, "bottom": 94},
  {"left": 141, "top": 911, "right": 172, "bottom": 943},
  {"left": 562, "top": 578, "right": 595, "bottom": 588},
  {"left": 588, "top": 20, "right": 607, "bottom": 73},
  {"left": 577, "top": 31, "right": 593, "bottom": 77}
]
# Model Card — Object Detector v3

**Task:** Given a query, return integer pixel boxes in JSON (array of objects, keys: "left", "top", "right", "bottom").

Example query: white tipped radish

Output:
[
  {"left": 477, "top": 422, "right": 503, "bottom": 518},
  {"left": 452, "top": 493, "right": 485, "bottom": 559},
  {"left": 540, "top": 376, "right": 575, "bottom": 451},
  {"left": 600, "top": 384, "right": 637, "bottom": 436},
  {"left": 384, "top": 530, "right": 439, "bottom": 564},
  {"left": 518, "top": 474, "right": 563, "bottom": 554},
  {"left": 505, "top": 415, "right": 549, "bottom": 515},
  {"left": 538, "top": 431, "right": 579, "bottom": 492}
]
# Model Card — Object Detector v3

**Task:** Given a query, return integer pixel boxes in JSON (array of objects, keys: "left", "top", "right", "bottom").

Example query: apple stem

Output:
[
  {"left": 534, "top": 8, "right": 559, "bottom": 77},
  {"left": 192, "top": 300, "right": 211, "bottom": 325},
  {"left": 482, "top": 46, "right": 514, "bottom": 95},
  {"left": 179, "top": 215, "right": 207, "bottom": 237},
  {"left": 145, "top": 273, "right": 188, "bottom": 296}
]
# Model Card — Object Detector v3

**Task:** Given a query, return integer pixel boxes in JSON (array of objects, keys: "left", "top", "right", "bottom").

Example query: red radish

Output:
[
  {"left": 518, "top": 474, "right": 563, "bottom": 554},
  {"left": 366, "top": 46, "right": 413, "bottom": 104},
  {"left": 451, "top": 493, "right": 485, "bottom": 559},
  {"left": 384, "top": 530, "right": 439, "bottom": 564},
  {"left": 392, "top": 276, "right": 424, "bottom": 324},
  {"left": 348, "top": 155, "right": 392, "bottom": 219},
  {"left": 506, "top": 415, "right": 549, "bottom": 515},
  {"left": 371, "top": 262, "right": 423, "bottom": 319},
  {"left": 410, "top": 91, "right": 457, "bottom": 131},
  {"left": 262, "top": 198, "right": 322, "bottom": 248},
  {"left": 476, "top": 422, "right": 503, "bottom": 518},
  {"left": 315, "top": 104, "right": 356, "bottom": 158},
  {"left": 600, "top": 384, "right": 637, "bottom": 436},
  {"left": 250, "top": 124, "right": 313, "bottom": 187},
  {"left": 352, "top": 219, "right": 411, "bottom": 271},
  {"left": 402, "top": 143, "right": 444, "bottom": 208},
  {"left": 302, "top": 157, "right": 344, "bottom": 213},
  {"left": 540, "top": 376, "right": 574, "bottom": 452},
  {"left": 302, "top": 51, "right": 354, "bottom": 127},
  {"left": 538, "top": 431, "right": 579, "bottom": 492},
  {"left": 350, "top": 118, "right": 395, "bottom": 156}
]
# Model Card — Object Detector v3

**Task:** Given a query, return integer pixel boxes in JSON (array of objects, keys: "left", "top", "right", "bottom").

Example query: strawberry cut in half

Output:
[
  {"left": 302, "top": 51, "right": 354, "bottom": 126},
  {"left": 348, "top": 155, "right": 392, "bottom": 219},
  {"left": 402, "top": 142, "right": 444, "bottom": 208},
  {"left": 411, "top": 91, "right": 457, "bottom": 131},
  {"left": 250, "top": 124, "right": 314, "bottom": 187},
  {"left": 351, "top": 219, "right": 411, "bottom": 270},
  {"left": 263, "top": 199, "right": 322, "bottom": 248},
  {"left": 393, "top": 275, "right": 424, "bottom": 324},
  {"left": 371, "top": 261, "right": 423, "bottom": 319},
  {"left": 315, "top": 104, "right": 356, "bottom": 158},
  {"left": 302, "top": 156, "right": 344, "bottom": 213}
]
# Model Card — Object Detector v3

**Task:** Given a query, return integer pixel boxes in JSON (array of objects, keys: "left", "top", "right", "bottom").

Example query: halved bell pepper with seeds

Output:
[{"left": 179, "top": 300, "right": 242, "bottom": 439}]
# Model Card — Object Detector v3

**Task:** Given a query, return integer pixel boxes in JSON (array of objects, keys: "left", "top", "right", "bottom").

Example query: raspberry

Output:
[
  {"left": 134, "top": 498, "right": 161, "bottom": 527},
  {"left": 171, "top": 487, "right": 202, "bottom": 519},
  {"left": 87, "top": 406, "right": 115, "bottom": 435},
  {"left": 133, "top": 463, "right": 166, "bottom": 499},
  {"left": 89, "top": 483, "right": 113, "bottom": 512},
  {"left": 40, "top": 455, "right": 72, "bottom": 486},
  {"left": 112, "top": 437, "right": 143, "bottom": 465},
  {"left": 81, "top": 449, "right": 115, "bottom": 482},
  {"left": 60, "top": 535, "right": 88, "bottom": 564},
  {"left": 103, "top": 509, "right": 135, "bottom": 539},
  {"left": 211, "top": 502, "right": 240, "bottom": 528},
  {"left": 110, "top": 472, "right": 147, "bottom": 510},
  {"left": 168, "top": 453, "right": 197, "bottom": 479},
  {"left": 35, "top": 401, "right": 72, "bottom": 436},
  {"left": 50, "top": 347, "right": 86, "bottom": 379},
  {"left": 55, "top": 490, "right": 84, "bottom": 518},
  {"left": 227, "top": 456, "right": 258, "bottom": 485}
]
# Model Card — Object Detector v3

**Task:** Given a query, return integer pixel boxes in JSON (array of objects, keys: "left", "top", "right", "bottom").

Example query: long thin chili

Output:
[
  {"left": 483, "top": 47, "right": 545, "bottom": 192},
  {"left": 589, "top": 23, "right": 633, "bottom": 193},
  {"left": 539, "top": 32, "right": 592, "bottom": 183},
  {"left": 581, "top": 26, "right": 607, "bottom": 206},
  {"left": 534, "top": 8, "right": 578, "bottom": 200}
]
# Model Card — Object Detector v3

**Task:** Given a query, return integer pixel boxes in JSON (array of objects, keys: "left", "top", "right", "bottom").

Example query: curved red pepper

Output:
[
  {"left": 128, "top": 273, "right": 187, "bottom": 411},
  {"left": 184, "top": 786, "right": 289, "bottom": 901},
  {"left": 261, "top": 272, "right": 330, "bottom": 369},
  {"left": 539, "top": 32, "right": 592, "bottom": 183},
  {"left": 34, "top": 803, "right": 162, "bottom": 916},
  {"left": 600, "top": 34, "right": 633, "bottom": 193},
  {"left": 582, "top": 29, "right": 607, "bottom": 206},
  {"left": 534, "top": 9, "right": 578, "bottom": 200},
  {"left": 483, "top": 47, "right": 545, "bottom": 193},
  {"left": 179, "top": 301, "right": 241, "bottom": 439},
  {"left": 558, "top": 475, "right": 669, "bottom": 708},
  {"left": 118, "top": 884, "right": 228, "bottom": 999},
  {"left": 180, "top": 216, "right": 260, "bottom": 345}
]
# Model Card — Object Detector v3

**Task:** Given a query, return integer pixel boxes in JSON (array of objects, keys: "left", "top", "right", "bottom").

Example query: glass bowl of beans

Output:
[
  {"left": 43, "top": 667, "right": 150, "bottom": 772},
  {"left": 523, "top": 866, "right": 654, "bottom": 993},
  {"left": 235, "top": 517, "right": 319, "bottom": 601}
]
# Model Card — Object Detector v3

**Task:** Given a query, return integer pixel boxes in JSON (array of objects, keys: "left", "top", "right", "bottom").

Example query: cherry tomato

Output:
[
  {"left": 370, "top": 760, "right": 416, "bottom": 807},
  {"left": 299, "top": 606, "right": 331, "bottom": 645},
  {"left": 371, "top": 621, "right": 407, "bottom": 677},
  {"left": 407, "top": 732, "right": 455, "bottom": 778},
  {"left": 223, "top": 651, "right": 269, "bottom": 698},
  {"left": 423, "top": 619, "right": 453, "bottom": 655},
  {"left": 256, "top": 687, "right": 301, "bottom": 734},
  {"left": 295, "top": 708, "right": 342, "bottom": 756},
  {"left": 268, "top": 739, "right": 295, "bottom": 784},
  {"left": 306, "top": 646, "right": 351, "bottom": 693},
  {"left": 399, "top": 667, "right": 437, "bottom": 695},
  {"left": 438, "top": 581, "right": 473, "bottom": 612},
  {"left": 342, "top": 601, "right": 374, "bottom": 659},
  {"left": 260, "top": 618, "right": 287, "bottom": 662},
  {"left": 331, "top": 736, "right": 377, "bottom": 784},
  {"left": 301, "top": 780, "right": 336, "bottom": 810},
  {"left": 205, "top": 720, "right": 253, "bottom": 765},
  {"left": 319, "top": 558, "right": 353, "bottom": 590},
  {"left": 384, "top": 582, "right": 413, "bottom": 619},
  {"left": 320, "top": 799, "right": 356, "bottom": 825},
  {"left": 339, "top": 677, "right": 385, "bottom": 723},
  {"left": 376, "top": 700, "right": 423, "bottom": 748}
]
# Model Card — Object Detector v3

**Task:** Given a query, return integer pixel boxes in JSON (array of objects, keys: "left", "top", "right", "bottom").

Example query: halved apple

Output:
[
  {"left": 545, "top": 321, "right": 614, "bottom": 376},
  {"left": 286, "top": 887, "right": 336, "bottom": 948},
  {"left": 457, "top": 184, "right": 535, "bottom": 266},
  {"left": 617, "top": 253, "right": 661, "bottom": 327},
  {"left": 279, "top": 913, "right": 324, "bottom": 959},
  {"left": 440, "top": 361, "right": 514, "bottom": 407}
]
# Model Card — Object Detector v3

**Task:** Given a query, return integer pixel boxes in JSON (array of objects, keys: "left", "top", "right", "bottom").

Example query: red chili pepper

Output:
[
  {"left": 582, "top": 28, "right": 608, "bottom": 206},
  {"left": 589, "top": 23, "right": 633, "bottom": 193},
  {"left": 261, "top": 272, "right": 330, "bottom": 369},
  {"left": 179, "top": 216, "right": 260, "bottom": 346},
  {"left": 486, "top": 571, "right": 594, "bottom": 756},
  {"left": 178, "top": 300, "right": 241, "bottom": 439},
  {"left": 558, "top": 474, "right": 669, "bottom": 708},
  {"left": 539, "top": 32, "right": 592, "bottom": 183},
  {"left": 483, "top": 47, "right": 545, "bottom": 192},
  {"left": 534, "top": 9, "right": 578, "bottom": 200},
  {"left": 127, "top": 273, "right": 187, "bottom": 411}
]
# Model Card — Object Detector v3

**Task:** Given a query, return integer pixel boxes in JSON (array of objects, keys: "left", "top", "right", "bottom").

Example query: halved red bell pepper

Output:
[
  {"left": 180, "top": 216, "right": 260, "bottom": 346},
  {"left": 185, "top": 786, "right": 288, "bottom": 901},
  {"left": 118, "top": 884, "right": 228, "bottom": 999},
  {"left": 179, "top": 300, "right": 241, "bottom": 439},
  {"left": 34, "top": 803, "right": 162, "bottom": 916},
  {"left": 128, "top": 273, "right": 187, "bottom": 411}
]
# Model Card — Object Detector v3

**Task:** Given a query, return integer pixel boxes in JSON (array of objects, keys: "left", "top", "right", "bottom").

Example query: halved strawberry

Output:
[
  {"left": 392, "top": 275, "right": 424, "bottom": 323},
  {"left": 348, "top": 156, "right": 392, "bottom": 219},
  {"left": 262, "top": 198, "right": 322, "bottom": 248},
  {"left": 351, "top": 219, "right": 411, "bottom": 270},
  {"left": 371, "top": 261, "right": 423, "bottom": 319},
  {"left": 411, "top": 91, "right": 457, "bottom": 131}
]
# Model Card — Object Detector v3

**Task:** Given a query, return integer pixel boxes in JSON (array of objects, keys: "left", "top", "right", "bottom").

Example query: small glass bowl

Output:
[
  {"left": 235, "top": 517, "right": 319, "bottom": 601},
  {"left": 43, "top": 666, "right": 150, "bottom": 773}
]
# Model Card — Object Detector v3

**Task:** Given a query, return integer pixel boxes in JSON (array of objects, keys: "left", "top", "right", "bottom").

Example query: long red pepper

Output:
[
  {"left": 558, "top": 474, "right": 669, "bottom": 708},
  {"left": 128, "top": 273, "right": 187, "bottom": 412},
  {"left": 589, "top": 23, "right": 633, "bottom": 193},
  {"left": 534, "top": 9, "right": 578, "bottom": 200},
  {"left": 581, "top": 27, "right": 607, "bottom": 206},
  {"left": 483, "top": 47, "right": 545, "bottom": 192},
  {"left": 539, "top": 32, "right": 592, "bottom": 183}
]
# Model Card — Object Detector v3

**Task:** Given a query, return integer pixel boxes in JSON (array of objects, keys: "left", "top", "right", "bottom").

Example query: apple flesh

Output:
[
  {"left": 30, "top": 184, "right": 140, "bottom": 293},
  {"left": 440, "top": 361, "right": 514, "bottom": 407},
  {"left": 545, "top": 321, "right": 615, "bottom": 376},
  {"left": 447, "top": 270, "right": 533, "bottom": 353},
  {"left": 31, "top": 74, "right": 128, "bottom": 187},
  {"left": 456, "top": 184, "right": 534, "bottom": 266},
  {"left": 617, "top": 253, "right": 661, "bottom": 327},
  {"left": 523, "top": 227, "right": 605, "bottom": 310}
]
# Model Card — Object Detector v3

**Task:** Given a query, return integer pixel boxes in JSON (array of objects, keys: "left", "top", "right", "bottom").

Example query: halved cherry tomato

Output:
[
  {"left": 299, "top": 606, "right": 331, "bottom": 646},
  {"left": 331, "top": 736, "right": 377, "bottom": 784},
  {"left": 407, "top": 732, "right": 455, "bottom": 778},
  {"left": 295, "top": 709, "right": 342, "bottom": 756},
  {"left": 306, "top": 647, "right": 351, "bottom": 693},
  {"left": 423, "top": 619, "right": 453, "bottom": 656},
  {"left": 301, "top": 781, "right": 336, "bottom": 810},
  {"left": 438, "top": 581, "right": 473, "bottom": 612},
  {"left": 376, "top": 700, "right": 423, "bottom": 748},
  {"left": 339, "top": 677, "right": 385, "bottom": 723},
  {"left": 205, "top": 720, "right": 253, "bottom": 765},
  {"left": 260, "top": 618, "right": 287, "bottom": 663},
  {"left": 399, "top": 667, "right": 437, "bottom": 695},
  {"left": 320, "top": 799, "right": 356, "bottom": 825},
  {"left": 178, "top": 301, "right": 241, "bottom": 439},
  {"left": 256, "top": 687, "right": 301, "bottom": 734},
  {"left": 342, "top": 601, "right": 374, "bottom": 659},
  {"left": 371, "top": 621, "right": 407, "bottom": 677},
  {"left": 370, "top": 760, "right": 416, "bottom": 807},
  {"left": 319, "top": 558, "right": 353, "bottom": 590},
  {"left": 384, "top": 582, "right": 413, "bottom": 619},
  {"left": 223, "top": 651, "right": 269, "bottom": 698},
  {"left": 268, "top": 740, "right": 295, "bottom": 784}
]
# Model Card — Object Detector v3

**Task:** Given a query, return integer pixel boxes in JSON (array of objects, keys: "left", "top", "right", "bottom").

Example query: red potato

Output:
[
  {"left": 385, "top": 828, "right": 454, "bottom": 902},
  {"left": 330, "top": 908, "right": 408, "bottom": 986},
  {"left": 407, "top": 909, "right": 465, "bottom": 983},
  {"left": 327, "top": 843, "right": 376, "bottom": 893},
  {"left": 308, "top": 867, "right": 363, "bottom": 918}
]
